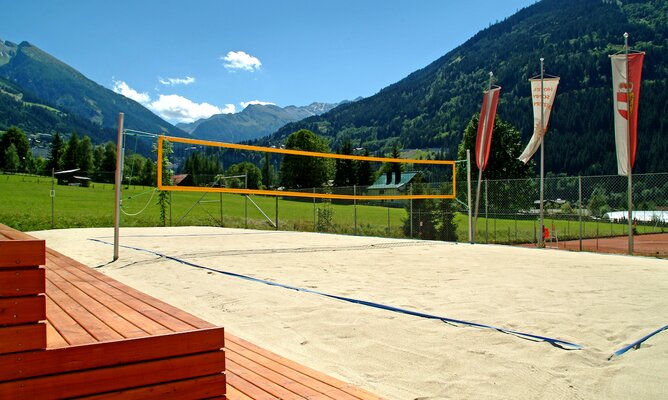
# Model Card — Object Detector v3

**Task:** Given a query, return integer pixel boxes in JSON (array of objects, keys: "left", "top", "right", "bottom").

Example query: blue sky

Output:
[{"left": 3, "top": 0, "right": 536, "bottom": 124}]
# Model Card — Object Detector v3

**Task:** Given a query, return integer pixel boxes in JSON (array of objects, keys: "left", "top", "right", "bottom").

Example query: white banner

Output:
[
  {"left": 518, "top": 77, "right": 560, "bottom": 164},
  {"left": 611, "top": 53, "right": 644, "bottom": 176}
]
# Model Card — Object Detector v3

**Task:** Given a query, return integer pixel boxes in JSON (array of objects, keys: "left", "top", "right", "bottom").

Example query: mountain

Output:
[
  {"left": 0, "top": 40, "right": 187, "bottom": 141},
  {"left": 267, "top": 0, "right": 668, "bottom": 175},
  {"left": 0, "top": 76, "right": 115, "bottom": 144},
  {"left": 182, "top": 101, "right": 346, "bottom": 143}
]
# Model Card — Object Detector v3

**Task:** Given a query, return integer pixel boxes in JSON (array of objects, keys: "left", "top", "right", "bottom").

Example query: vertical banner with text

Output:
[
  {"left": 611, "top": 52, "right": 644, "bottom": 176},
  {"left": 475, "top": 86, "right": 501, "bottom": 172},
  {"left": 518, "top": 77, "right": 560, "bottom": 164}
]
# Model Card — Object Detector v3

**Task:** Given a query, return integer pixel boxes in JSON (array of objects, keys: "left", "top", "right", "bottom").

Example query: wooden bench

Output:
[{"left": 0, "top": 225, "right": 383, "bottom": 399}]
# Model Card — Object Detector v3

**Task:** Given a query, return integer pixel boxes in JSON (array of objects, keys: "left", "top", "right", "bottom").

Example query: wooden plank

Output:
[
  {"left": 0, "top": 225, "right": 36, "bottom": 241},
  {"left": 226, "top": 384, "right": 254, "bottom": 400},
  {"left": 226, "top": 335, "right": 380, "bottom": 400},
  {"left": 0, "top": 350, "right": 225, "bottom": 400},
  {"left": 47, "top": 257, "right": 174, "bottom": 336},
  {"left": 0, "top": 323, "right": 46, "bottom": 354},
  {"left": 45, "top": 293, "right": 96, "bottom": 346},
  {"left": 0, "top": 267, "right": 45, "bottom": 297},
  {"left": 45, "top": 320, "right": 68, "bottom": 348},
  {"left": 46, "top": 250, "right": 201, "bottom": 332},
  {"left": 76, "top": 373, "right": 225, "bottom": 400},
  {"left": 226, "top": 350, "right": 328, "bottom": 399},
  {"left": 0, "top": 327, "right": 224, "bottom": 382},
  {"left": 47, "top": 267, "right": 147, "bottom": 339},
  {"left": 55, "top": 248, "right": 214, "bottom": 329},
  {"left": 0, "top": 295, "right": 46, "bottom": 325},
  {"left": 0, "top": 240, "right": 45, "bottom": 267},
  {"left": 226, "top": 371, "right": 280, "bottom": 400},
  {"left": 227, "top": 360, "right": 306, "bottom": 400},
  {"left": 45, "top": 279, "right": 124, "bottom": 343}
]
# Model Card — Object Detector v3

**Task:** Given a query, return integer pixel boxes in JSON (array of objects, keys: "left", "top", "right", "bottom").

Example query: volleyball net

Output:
[{"left": 157, "top": 135, "right": 456, "bottom": 200}]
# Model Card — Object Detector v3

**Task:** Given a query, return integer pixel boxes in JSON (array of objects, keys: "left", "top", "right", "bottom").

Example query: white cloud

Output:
[
  {"left": 222, "top": 51, "right": 261, "bottom": 71},
  {"left": 112, "top": 80, "right": 151, "bottom": 104},
  {"left": 148, "top": 94, "right": 234, "bottom": 123},
  {"left": 240, "top": 100, "right": 276, "bottom": 109},
  {"left": 159, "top": 76, "right": 195, "bottom": 86}
]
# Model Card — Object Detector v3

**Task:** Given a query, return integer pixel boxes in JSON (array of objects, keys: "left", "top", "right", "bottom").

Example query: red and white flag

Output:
[
  {"left": 519, "top": 77, "right": 560, "bottom": 164},
  {"left": 611, "top": 52, "right": 644, "bottom": 176},
  {"left": 475, "top": 86, "right": 501, "bottom": 172}
]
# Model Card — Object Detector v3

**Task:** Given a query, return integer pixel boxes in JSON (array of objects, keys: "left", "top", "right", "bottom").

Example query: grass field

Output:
[{"left": 1, "top": 173, "right": 662, "bottom": 243}]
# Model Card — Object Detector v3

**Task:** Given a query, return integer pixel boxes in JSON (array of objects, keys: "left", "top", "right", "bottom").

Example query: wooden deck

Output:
[{"left": 0, "top": 225, "right": 383, "bottom": 399}]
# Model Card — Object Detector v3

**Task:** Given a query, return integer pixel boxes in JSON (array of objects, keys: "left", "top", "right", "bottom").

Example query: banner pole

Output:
[
  {"left": 539, "top": 58, "right": 545, "bottom": 248},
  {"left": 625, "top": 32, "right": 634, "bottom": 255},
  {"left": 113, "top": 112, "right": 124, "bottom": 261},
  {"left": 473, "top": 72, "right": 494, "bottom": 243}
]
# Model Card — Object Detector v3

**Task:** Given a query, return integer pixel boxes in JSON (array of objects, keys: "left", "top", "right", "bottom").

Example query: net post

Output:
[
  {"left": 467, "top": 149, "right": 472, "bottom": 242},
  {"left": 113, "top": 112, "right": 124, "bottom": 261}
]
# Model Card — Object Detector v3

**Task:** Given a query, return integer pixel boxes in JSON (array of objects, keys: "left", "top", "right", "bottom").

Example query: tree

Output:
[
  {"left": 77, "top": 135, "right": 94, "bottom": 173},
  {"left": 62, "top": 133, "right": 80, "bottom": 170},
  {"left": 457, "top": 115, "right": 536, "bottom": 213},
  {"left": 47, "top": 132, "right": 65, "bottom": 172},
  {"left": 226, "top": 162, "right": 263, "bottom": 189},
  {"left": 355, "top": 149, "right": 374, "bottom": 186},
  {"left": 334, "top": 140, "right": 355, "bottom": 187},
  {"left": 92, "top": 145, "right": 105, "bottom": 181},
  {"left": 99, "top": 141, "right": 117, "bottom": 183},
  {"left": 261, "top": 152, "right": 276, "bottom": 188},
  {"left": 3, "top": 144, "right": 19, "bottom": 172},
  {"left": 0, "top": 127, "right": 30, "bottom": 171},
  {"left": 141, "top": 159, "right": 156, "bottom": 186},
  {"left": 280, "top": 129, "right": 333, "bottom": 189}
]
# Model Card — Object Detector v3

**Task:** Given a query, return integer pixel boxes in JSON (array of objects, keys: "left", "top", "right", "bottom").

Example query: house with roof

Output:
[
  {"left": 367, "top": 171, "right": 421, "bottom": 198},
  {"left": 54, "top": 168, "right": 91, "bottom": 187}
]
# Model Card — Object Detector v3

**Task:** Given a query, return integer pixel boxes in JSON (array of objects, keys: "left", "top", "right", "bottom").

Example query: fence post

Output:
[
  {"left": 410, "top": 184, "right": 413, "bottom": 238},
  {"left": 169, "top": 191, "right": 172, "bottom": 227},
  {"left": 313, "top": 188, "right": 316, "bottom": 232},
  {"left": 51, "top": 168, "right": 55, "bottom": 229},
  {"left": 579, "top": 175, "right": 583, "bottom": 251},
  {"left": 485, "top": 179, "right": 489, "bottom": 244},
  {"left": 275, "top": 196, "right": 279, "bottom": 231},
  {"left": 387, "top": 207, "right": 391, "bottom": 233},
  {"left": 354, "top": 185, "right": 357, "bottom": 235}
]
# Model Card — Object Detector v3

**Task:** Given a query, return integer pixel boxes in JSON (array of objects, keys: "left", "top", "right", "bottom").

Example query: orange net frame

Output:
[{"left": 157, "top": 135, "right": 456, "bottom": 200}]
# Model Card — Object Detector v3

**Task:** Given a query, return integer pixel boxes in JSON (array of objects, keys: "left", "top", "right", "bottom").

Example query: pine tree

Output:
[{"left": 47, "top": 132, "right": 65, "bottom": 172}]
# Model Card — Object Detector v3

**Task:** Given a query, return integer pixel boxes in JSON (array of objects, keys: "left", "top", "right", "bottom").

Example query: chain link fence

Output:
[{"left": 2, "top": 171, "right": 667, "bottom": 255}]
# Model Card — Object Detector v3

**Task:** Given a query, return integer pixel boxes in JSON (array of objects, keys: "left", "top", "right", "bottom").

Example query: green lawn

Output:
[{"left": 1, "top": 173, "right": 661, "bottom": 242}]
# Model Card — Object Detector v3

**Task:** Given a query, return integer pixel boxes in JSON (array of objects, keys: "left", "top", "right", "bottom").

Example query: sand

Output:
[{"left": 31, "top": 226, "right": 668, "bottom": 399}]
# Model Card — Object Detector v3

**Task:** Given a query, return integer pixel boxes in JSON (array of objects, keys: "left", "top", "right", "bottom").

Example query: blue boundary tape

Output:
[
  {"left": 90, "top": 238, "right": 584, "bottom": 350},
  {"left": 610, "top": 324, "right": 668, "bottom": 358}
]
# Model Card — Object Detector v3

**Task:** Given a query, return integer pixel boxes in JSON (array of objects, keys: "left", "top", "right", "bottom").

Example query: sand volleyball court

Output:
[{"left": 32, "top": 226, "right": 667, "bottom": 399}]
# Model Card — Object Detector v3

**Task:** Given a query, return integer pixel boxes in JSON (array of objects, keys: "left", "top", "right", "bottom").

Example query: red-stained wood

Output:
[
  {"left": 0, "top": 240, "right": 45, "bottom": 267},
  {"left": 226, "top": 334, "right": 381, "bottom": 400},
  {"left": 227, "top": 360, "right": 306, "bottom": 400},
  {"left": 45, "top": 293, "right": 96, "bottom": 346},
  {"left": 225, "top": 384, "right": 254, "bottom": 400},
  {"left": 44, "top": 321, "right": 68, "bottom": 348},
  {"left": 226, "top": 371, "right": 280, "bottom": 400},
  {"left": 0, "top": 323, "right": 46, "bottom": 354},
  {"left": 76, "top": 373, "right": 226, "bottom": 400},
  {"left": 0, "top": 327, "right": 224, "bottom": 382},
  {"left": 0, "top": 295, "right": 45, "bottom": 325},
  {"left": 0, "top": 351, "right": 225, "bottom": 400},
  {"left": 0, "top": 267, "right": 45, "bottom": 297}
]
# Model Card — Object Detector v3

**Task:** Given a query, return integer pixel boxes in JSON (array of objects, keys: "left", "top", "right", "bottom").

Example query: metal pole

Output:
[
  {"left": 51, "top": 168, "right": 55, "bottom": 229},
  {"left": 579, "top": 175, "right": 583, "bottom": 251},
  {"left": 388, "top": 207, "right": 390, "bottom": 232},
  {"left": 313, "top": 187, "right": 316, "bottom": 232},
  {"left": 353, "top": 185, "right": 357, "bottom": 235},
  {"left": 539, "top": 58, "right": 546, "bottom": 248},
  {"left": 625, "top": 32, "right": 634, "bottom": 255},
  {"left": 275, "top": 196, "right": 279, "bottom": 231},
  {"left": 169, "top": 191, "right": 172, "bottom": 226},
  {"left": 409, "top": 184, "right": 413, "bottom": 238},
  {"left": 485, "top": 179, "right": 489, "bottom": 244},
  {"left": 467, "top": 149, "right": 472, "bottom": 242},
  {"left": 113, "top": 113, "right": 124, "bottom": 261},
  {"left": 473, "top": 72, "right": 494, "bottom": 243},
  {"left": 220, "top": 192, "right": 224, "bottom": 227}
]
